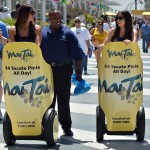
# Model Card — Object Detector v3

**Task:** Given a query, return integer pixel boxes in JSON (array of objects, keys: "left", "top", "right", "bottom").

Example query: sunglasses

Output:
[
  {"left": 116, "top": 16, "right": 124, "bottom": 20},
  {"left": 30, "top": 10, "right": 35, "bottom": 15},
  {"left": 75, "top": 20, "right": 80, "bottom": 23}
]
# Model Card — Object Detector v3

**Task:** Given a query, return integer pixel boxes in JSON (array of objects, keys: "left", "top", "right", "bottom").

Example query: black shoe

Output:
[
  {"left": 63, "top": 129, "right": 73, "bottom": 136},
  {"left": 84, "top": 72, "right": 89, "bottom": 75}
]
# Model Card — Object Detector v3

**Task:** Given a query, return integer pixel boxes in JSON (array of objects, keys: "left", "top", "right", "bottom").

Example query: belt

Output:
[{"left": 50, "top": 62, "right": 71, "bottom": 67}]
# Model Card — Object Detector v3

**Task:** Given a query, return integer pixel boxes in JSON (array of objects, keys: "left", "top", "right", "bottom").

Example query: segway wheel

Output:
[
  {"left": 45, "top": 110, "right": 56, "bottom": 147},
  {"left": 136, "top": 106, "right": 145, "bottom": 141},
  {"left": 3, "top": 112, "right": 16, "bottom": 145},
  {"left": 96, "top": 106, "right": 105, "bottom": 141}
]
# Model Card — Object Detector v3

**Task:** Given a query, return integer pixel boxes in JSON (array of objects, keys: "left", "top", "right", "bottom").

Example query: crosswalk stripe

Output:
[
  {"left": 141, "top": 56, "right": 150, "bottom": 58},
  {"left": 2, "top": 104, "right": 150, "bottom": 120},
  {"left": 71, "top": 85, "right": 150, "bottom": 96},
  {"left": 143, "top": 71, "right": 150, "bottom": 75},
  {"left": 143, "top": 61, "right": 150, "bottom": 64}
]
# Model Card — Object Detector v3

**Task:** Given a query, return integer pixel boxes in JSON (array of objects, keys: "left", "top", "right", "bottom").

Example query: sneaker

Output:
[
  {"left": 0, "top": 110, "right": 3, "bottom": 120},
  {"left": 63, "top": 129, "right": 73, "bottom": 136},
  {"left": 84, "top": 72, "right": 89, "bottom": 75}
]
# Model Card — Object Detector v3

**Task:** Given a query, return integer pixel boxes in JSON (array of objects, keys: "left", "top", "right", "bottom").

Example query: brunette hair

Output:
[
  {"left": 96, "top": 20, "right": 104, "bottom": 31},
  {"left": 112, "top": 10, "right": 133, "bottom": 41},
  {"left": 15, "top": 4, "right": 35, "bottom": 37}
]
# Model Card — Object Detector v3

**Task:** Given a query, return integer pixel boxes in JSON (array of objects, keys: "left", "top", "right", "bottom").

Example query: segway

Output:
[
  {"left": 2, "top": 42, "right": 58, "bottom": 146},
  {"left": 96, "top": 42, "right": 145, "bottom": 141}
]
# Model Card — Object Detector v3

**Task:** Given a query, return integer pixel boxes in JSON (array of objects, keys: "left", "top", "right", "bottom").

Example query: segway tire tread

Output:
[
  {"left": 96, "top": 106, "right": 104, "bottom": 141},
  {"left": 3, "top": 112, "right": 16, "bottom": 145},
  {"left": 136, "top": 106, "right": 145, "bottom": 142},
  {"left": 45, "top": 110, "right": 56, "bottom": 147}
]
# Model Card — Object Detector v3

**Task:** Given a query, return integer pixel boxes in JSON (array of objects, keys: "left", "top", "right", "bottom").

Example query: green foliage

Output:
[
  {"left": 67, "top": 19, "right": 75, "bottom": 28},
  {"left": 84, "top": 13, "right": 95, "bottom": 24},
  {"left": 68, "top": 13, "right": 95, "bottom": 28},
  {"left": 0, "top": 18, "right": 16, "bottom": 26},
  {"left": 35, "top": 20, "right": 49, "bottom": 27}
]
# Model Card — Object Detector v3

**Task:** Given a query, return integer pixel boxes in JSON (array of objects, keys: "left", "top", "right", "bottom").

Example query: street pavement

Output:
[{"left": 0, "top": 40, "right": 150, "bottom": 150}]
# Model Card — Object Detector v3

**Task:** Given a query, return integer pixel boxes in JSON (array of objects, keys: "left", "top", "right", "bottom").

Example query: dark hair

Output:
[
  {"left": 112, "top": 10, "right": 133, "bottom": 41},
  {"left": 15, "top": 4, "right": 35, "bottom": 37},
  {"left": 96, "top": 21, "right": 104, "bottom": 31},
  {"left": 16, "top": 4, "right": 20, "bottom": 10},
  {"left": 49, "top": 9, "right": 61, "bottom": 17}
]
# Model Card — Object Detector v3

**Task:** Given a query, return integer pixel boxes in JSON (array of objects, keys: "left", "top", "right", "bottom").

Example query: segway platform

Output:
[
  {"left": 2, "top": 42, "right": 58, "bottom": 146},
  {"left": 97, "top": 42, "right": 145, "bottom": 141}
]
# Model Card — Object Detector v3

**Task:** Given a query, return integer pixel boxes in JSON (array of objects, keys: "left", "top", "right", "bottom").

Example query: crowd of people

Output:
[{"left": 0, "top": 3, "right": 150, "bottom": 138}]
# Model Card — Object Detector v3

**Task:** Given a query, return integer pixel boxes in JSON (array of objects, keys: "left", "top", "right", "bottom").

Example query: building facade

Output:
[
  {"left": 0, "top": 0, "right": 112, "bottom": 23},
  {"left": 144, "top": 0, "right": 150, "bottom": 11}
]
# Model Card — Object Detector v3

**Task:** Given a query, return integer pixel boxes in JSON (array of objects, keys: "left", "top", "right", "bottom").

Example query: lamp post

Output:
[{"left": 135, "top": 0, "right": 137, "bottom": 10}]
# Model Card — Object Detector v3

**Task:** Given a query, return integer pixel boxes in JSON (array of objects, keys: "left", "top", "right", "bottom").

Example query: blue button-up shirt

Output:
[
  {"left": 141, "top": 24, "right": 150, "bottom": 35},
  {"left": 0, "top": 21, "right": 8, "bottom": 52},
  {"left": 40, "top": 25, "right": 83, "bottom": 63}
]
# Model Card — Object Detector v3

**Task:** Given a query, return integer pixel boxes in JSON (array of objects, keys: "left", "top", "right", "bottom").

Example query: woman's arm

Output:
[
  {"left": 132, "top": 29, "right": 138, "bottom": 43},
  {"left": 8, "top": 26, "right": 16, "bottom": 42},
  {"left": 103, "top": 28, "right": 115, "bottom": 45},
  {"left": 35, "top": 25, "right": 42, "bottom": 46}
]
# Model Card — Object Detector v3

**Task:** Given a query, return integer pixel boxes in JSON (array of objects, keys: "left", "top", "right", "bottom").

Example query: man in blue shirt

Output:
[
  {"left": 140, "top": 20, "right": 150, "bottom": 53},
  {"left": 0, "top": 21, "right": 8, "bottom": 120},
  {"left": 41, "top": 10, "right": 83, "bottom": 136}
]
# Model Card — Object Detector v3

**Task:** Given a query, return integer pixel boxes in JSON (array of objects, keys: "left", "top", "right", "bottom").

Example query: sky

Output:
[{"left": 108, "top": 0, "right": 145, "bottom": 12}]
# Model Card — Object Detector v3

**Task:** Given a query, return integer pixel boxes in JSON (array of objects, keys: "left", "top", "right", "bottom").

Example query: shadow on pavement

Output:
[
  {"left": 4, "top": 143, "right": 60, "bottom": 150},
  {"left": 99, "top": 139, "right": 150, "bottom": 150},
  {"left": 2, "top": 136, "right": 91, "bottom": 150},
  {"left": 59, "top": 135, "right": 91, "bottom": 145}
]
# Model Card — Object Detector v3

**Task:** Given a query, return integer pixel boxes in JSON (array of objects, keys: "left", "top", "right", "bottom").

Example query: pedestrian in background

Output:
[
  {"left": 100, "top": 10, "right": 137, "bottom": 48},
  {"left": 103, "top": 20, "right": 109, "bottom": 31},
  {"left": 140, "top": 19, "right": 150, "bottom": 53},
  {"left": 9, "top": 4, "right": 42, "bottom": 46},
  {"left": 133, "top": 20, "right": 139, "bottom": 40},
  {"left": 0, "top": 21, "right": 8, "bottom": 120},
  {"left": 90, "top": 21, "right": 107, "bottom": 67},
  {"left": 11, "top": 3, "right": 20, "bottom": 19},
  {"left": 0, "top": 6, "right": 11, "bottom": 20},
  {"left": 110, "top": 17, "right": 116, "bottom": 28},
  {"left": 40, "top": 10, "right": 83, "bottom": 136},
  {"left": 71, "top": 17, "right": 91, "bottom": 75}
]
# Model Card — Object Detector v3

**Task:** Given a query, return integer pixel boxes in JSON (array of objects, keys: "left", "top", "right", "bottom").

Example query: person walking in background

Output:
[
  {"left": 40, "top": 10, "right": 83, "bottom": 136},
  {"left": 99, "top": 11, "right": 137, "bottom": 49},
  {"left": 71, "top": 17, "right": 91, "bottom": 75},
  {"left": 11, "top": 3, "right": 20, "bottom": 19},
  {"left": 0, "top": 6, "right": 11, "bottom": 20},
  {"left": 103, "top": 20, "right": 109, "bottom": 31},
  {"left": 133, "top": 20, "right": 139, "bottom": 40},
  {"left": 110, "top": 17, "right": 116, "bottom": 28},
  {"left": 140, "top": 19, "right": 150, "bottom": 53},
  {"left": 9, "top": 4, "right": 42, "bottom": 46},
  {"left": 90, "top": 21, "right": 107, "bottom": 67},
  {"left": 0, "top": 21, "right": 8, "bottom": 120}
]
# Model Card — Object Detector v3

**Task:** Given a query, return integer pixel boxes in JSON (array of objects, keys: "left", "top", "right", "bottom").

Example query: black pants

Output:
[{"left": 50, "top": 64, "right": 73, "bottom": 131}]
